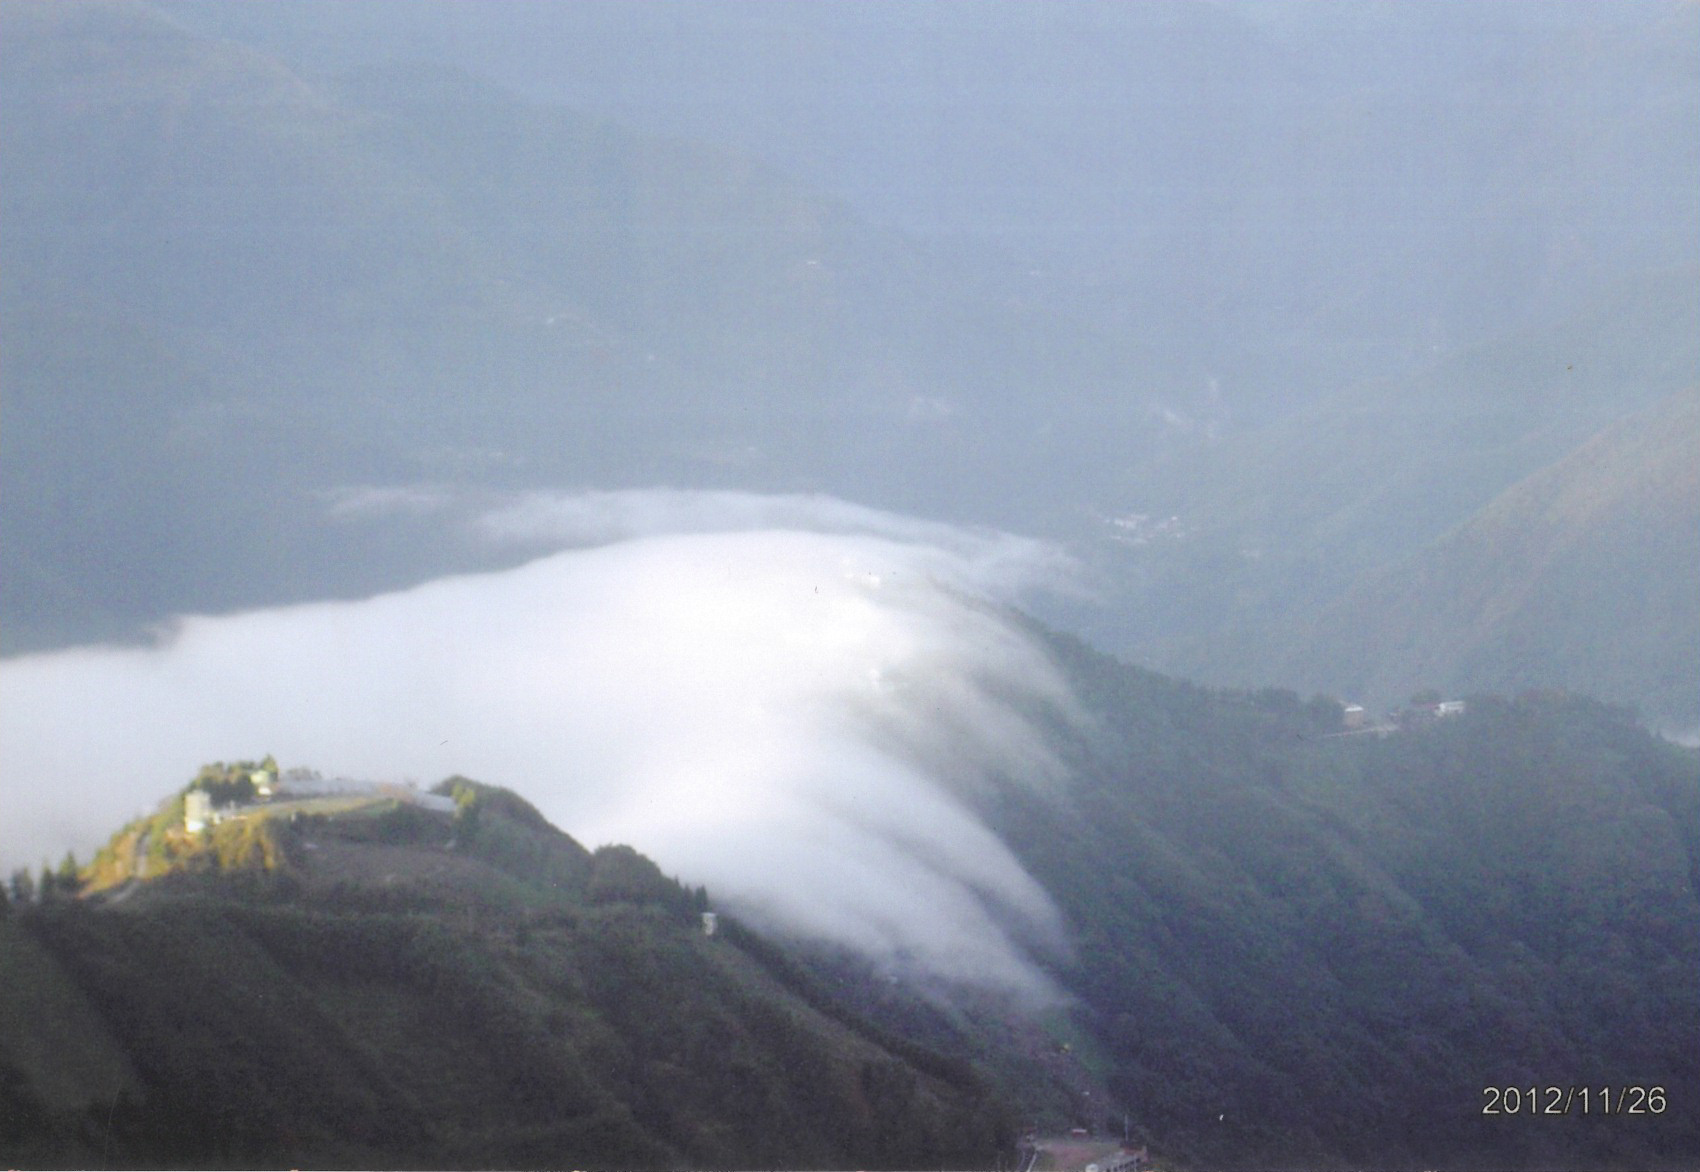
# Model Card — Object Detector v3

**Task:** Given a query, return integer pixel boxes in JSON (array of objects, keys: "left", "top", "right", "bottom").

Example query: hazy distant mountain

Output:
[
  {"left": 1095, "top": 269, "right": 1700, "bottom": 725},
  {"left": 155, "top": 0, "right": 1700, "bottom": 413},
  {"left": 3, "top": 0, "right": 1695, "bottom": 727},
  {"left": 1270, "top": 384, "right": 1700, "bottom": 727},
  {"left": 0, "top": 0, "right": 1164, "bottom": 647}
]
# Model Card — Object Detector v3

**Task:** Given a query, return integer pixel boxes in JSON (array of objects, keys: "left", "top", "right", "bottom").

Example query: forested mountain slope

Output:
[
  {"left": 1270, "top": 385, "right": 1700, "bottom": 726},
  {"left": 998, "top": 632, "right": 1700, "bottom": 1170},
  {"left": 5, "top": 655, "right": 1696, "bottom": 1170},
  {"left": 0, "top": 781, "right": 1010, "bottom": 1170},
  {"left": 1103, "top": 271, "right": 1700, "bottom": 727}
]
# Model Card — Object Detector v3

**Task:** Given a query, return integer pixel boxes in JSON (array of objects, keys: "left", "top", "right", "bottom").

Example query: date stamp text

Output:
[{"left": 1481, "top": 1085, "right": 1666, "bottom": 1116}]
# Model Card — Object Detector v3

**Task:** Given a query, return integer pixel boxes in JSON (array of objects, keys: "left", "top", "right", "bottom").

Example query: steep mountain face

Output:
[
  {"left": 5, "top": 662, "right": 1696, "bottom": 1171},
  {"left": 1270, "top": 385, "right": 1700, "bottom": 726},
  {"left": 0, "top": 782, "right": 1011, "bottom": 1170},
  {"left": 1002, "top": 635, "right": 1700, "bottom": 1170},
  {"left": 1096, "top": 272, "right": 1700, "bottom": 727}
]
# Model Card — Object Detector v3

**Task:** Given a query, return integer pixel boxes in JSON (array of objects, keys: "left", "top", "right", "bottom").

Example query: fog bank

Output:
[{"left": 1, "top": 497, "right": 1080, "bottom": 999}]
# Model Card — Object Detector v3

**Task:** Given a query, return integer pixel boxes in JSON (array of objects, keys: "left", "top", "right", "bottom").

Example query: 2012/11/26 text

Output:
[{"left": 1481, "top": 1086, "right": 1667, "bottom": 1115}]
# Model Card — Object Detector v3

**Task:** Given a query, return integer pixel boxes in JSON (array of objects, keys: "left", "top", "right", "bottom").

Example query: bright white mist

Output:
[{"left": 1, "top": 509, "right": 1078, "bottom": 1000}]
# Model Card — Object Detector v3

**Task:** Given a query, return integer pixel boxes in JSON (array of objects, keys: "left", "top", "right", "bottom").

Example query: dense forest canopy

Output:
[{"left": 4, "top": 662, "right": 1695, "bottom": 1169}]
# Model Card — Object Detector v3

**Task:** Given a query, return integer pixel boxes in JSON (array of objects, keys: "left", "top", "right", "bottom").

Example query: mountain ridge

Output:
[
  {"left": 1098, "top": 266, "right": 1700, "bottom": 726},
  {"left": 4, "top": 0, "right": 1695, "bottom": 733},
  {"left": 1267, "top": 384, "right": 1700, "bottom": 725},
  {"left": 6, "top": 654, "right": 1697, "bottom": 1170},
  {"left": 1, "top": 775, "right": 1022, "bottom": 1170}
]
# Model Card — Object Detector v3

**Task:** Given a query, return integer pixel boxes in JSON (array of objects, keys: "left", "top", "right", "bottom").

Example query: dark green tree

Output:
[{"left": 55, "top": 851, "right": 81, "bottom": 896}]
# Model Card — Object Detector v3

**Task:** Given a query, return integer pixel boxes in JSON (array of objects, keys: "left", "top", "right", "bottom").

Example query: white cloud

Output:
[
  {"left": 1, "top": 496, "right": 1080, "bottom": 1001},
  {"left": 318, "top": 483, "right": 459, "bottom": 519}
]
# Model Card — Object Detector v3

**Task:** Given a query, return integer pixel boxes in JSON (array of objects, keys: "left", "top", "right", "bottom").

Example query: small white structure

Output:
[
  {"left": 1342, "top": 704, "right": 1367, "bottom": 729},
  {"left": 1436, "top": 700, "right": 1467, "bottom": 718},
  {"left": 701, "top": 911, "right": 718, "bottom": 937},
  {"left": 184, "top": 790, "right": 213, "bottom": 834}
]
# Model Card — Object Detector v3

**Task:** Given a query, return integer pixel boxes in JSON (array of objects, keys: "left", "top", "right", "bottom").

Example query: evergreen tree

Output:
[
  {"left": 55, "top": 851, "right": 81, "bottom": 896},
  {"left": 8, "top": 867, "right": 34, "bottom": 905}
]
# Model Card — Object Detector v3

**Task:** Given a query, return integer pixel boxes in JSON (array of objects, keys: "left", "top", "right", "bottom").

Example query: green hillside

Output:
[
  {"left": 6, "top": 660, "right": 1696, "bottom": 1170},
  {"left": 1100, "top": 269, "right": 1700, "bottom": 726},
  {"left": 1268, "top": 385, "right": 1700, "bottom": 726},
  {"left": 998, "top": 632, "right": 1700, "bottom": 1170},
  {"left": 0, "top": 779, "right": 1011, "bottom": 1170}
]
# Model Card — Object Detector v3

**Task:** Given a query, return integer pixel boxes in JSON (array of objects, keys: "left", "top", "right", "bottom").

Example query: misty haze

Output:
[{"left": 1, "top": 3, "right": 1696, "bottom": 1170}]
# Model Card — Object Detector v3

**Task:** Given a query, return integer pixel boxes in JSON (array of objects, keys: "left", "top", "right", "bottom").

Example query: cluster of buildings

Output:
[
  {"left": 1337, "top": 698, "right": 1468, "bottom": 737},
  {"left": 183, "top": 762, "right": 454, "bottom": 833}
]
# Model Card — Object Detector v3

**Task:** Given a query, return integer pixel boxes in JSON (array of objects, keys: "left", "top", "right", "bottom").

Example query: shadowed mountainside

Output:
[
  {"left": 999, "top": 633, "right": 1700, "bottom": 1169},
  {"left": 5, "top": 658, "right": 1697, "bottom": 1170},
  {"left": 0, "top": 779, "right": 1013, "bottom": 1170}
]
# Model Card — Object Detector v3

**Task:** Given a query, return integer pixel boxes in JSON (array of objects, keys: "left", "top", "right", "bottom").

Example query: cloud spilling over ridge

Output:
[
  {"left": 1, "top": 495, "right": 1081, "bottom": 1000},
  {"left": 327, "top": 485, "right": 1081, "bottom": 601}
]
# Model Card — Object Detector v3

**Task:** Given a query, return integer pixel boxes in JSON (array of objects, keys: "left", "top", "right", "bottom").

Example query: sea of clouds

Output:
[{"left": 1, "top": 491, "right": 1084, "bottom": 1001}]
